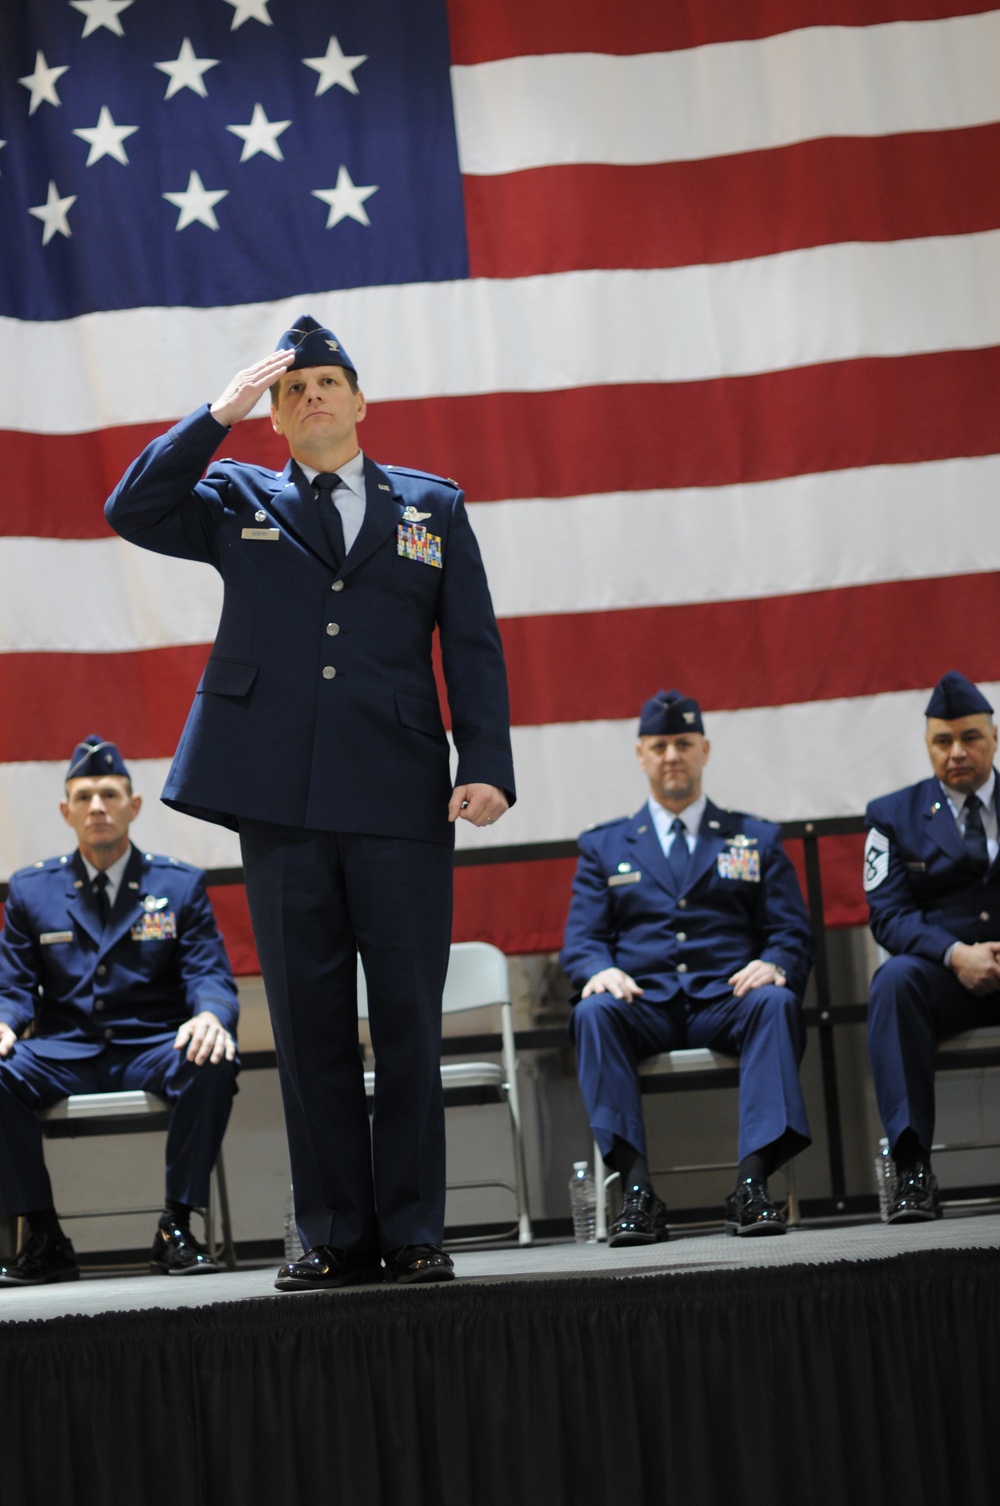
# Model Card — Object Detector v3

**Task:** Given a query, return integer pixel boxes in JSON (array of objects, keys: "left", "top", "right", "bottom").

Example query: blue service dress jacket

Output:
[
  {"left": 561, "top": 800, "right": 814, "bottom": 1001},
  {"left": 0, "top": 844, "right": 239, "bottom": 1054},
  {"left": 864, "top": 774, "right": 1000, "bottom": 959},
  {"left": 104, "top": 406, "right": 515, "bottom": 841}
]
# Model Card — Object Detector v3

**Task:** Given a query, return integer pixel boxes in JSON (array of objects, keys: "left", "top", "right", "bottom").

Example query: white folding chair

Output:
[
  {"left": 356, "top": 940, "right": 532, "bottom": 1244},
  {"left": 30, "top": 1089, "right": 235, "bottom": 1267},
  {"left": 593, "top": 1046, "right": 800, "bottom": 1239}
]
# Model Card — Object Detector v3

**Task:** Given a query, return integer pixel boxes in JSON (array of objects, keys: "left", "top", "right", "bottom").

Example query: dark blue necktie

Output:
[
  {"left": 667, "top": 817, "right": 690, "bottom": 885},
  {"left": 313, "top": 472, "right": 345, "bottom": 567},
  {"left": 92, "top": 870, "right": 110, "bottom": 927},
  {"left": 964, "top": 792, "right": 989, "bottom": 873}
]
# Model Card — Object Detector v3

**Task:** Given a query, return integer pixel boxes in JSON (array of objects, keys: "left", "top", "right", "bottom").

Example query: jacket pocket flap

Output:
[
  {"left": 396, "top": 691, "right": 445, "bottom": 738},
  {"left": 199, "top": 658, "right": 259, "bottom": 697}
]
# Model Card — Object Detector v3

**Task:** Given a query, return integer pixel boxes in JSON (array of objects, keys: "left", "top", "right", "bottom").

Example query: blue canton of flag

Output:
[{"left": 0, "top": 0, "right": 468, "bottom": 320}]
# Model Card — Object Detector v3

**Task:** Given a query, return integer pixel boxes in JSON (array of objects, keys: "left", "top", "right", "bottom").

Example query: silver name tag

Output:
[
  {"left": 608, "top": 872, "right": 641, "bottom": 887},
  {"left": 40, "top": 931, "right": 73, "bottom": 945},
  {"left": 241, "top": 527, "right": 280, "bottom": 540}
]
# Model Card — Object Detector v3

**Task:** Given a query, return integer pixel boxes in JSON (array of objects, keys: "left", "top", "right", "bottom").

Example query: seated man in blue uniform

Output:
[
  {"left": 105, "top": 316, "right": 514, "bottom": 1289},
  {"left": 865, "top": 670, "right": 1000, "bottom": 1222},
  {"left": 0, "top": 737, "right": 239, "bottom": 1286},
  {"left": 561, "top": 690, "right": 814, "bottom": 1241}
]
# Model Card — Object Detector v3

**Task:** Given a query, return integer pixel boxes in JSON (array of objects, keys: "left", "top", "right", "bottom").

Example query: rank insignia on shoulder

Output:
[
  {"left": 398, "top": 522, "right": 442, "bottom": 567},
  {"left": 401, "top": 506, "right": 432, "bottom": 522}
]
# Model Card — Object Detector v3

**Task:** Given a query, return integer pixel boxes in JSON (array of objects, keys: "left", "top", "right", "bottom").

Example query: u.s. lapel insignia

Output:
[
  {"left": 402, "top": 506, "right": 432, "bottom": 522},
  {"left": 378, "top": 483, "right": 391, "bottom": 492}
]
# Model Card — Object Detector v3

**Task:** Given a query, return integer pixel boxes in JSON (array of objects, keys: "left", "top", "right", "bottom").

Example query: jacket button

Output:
[
  {"left": 104, "top": 1028, "right": 114, "bottom": 1041},
  {"left": 326, "top": 623, "right": 340, "bottom": 636},
  {"left": 677, "top": 899, "right": 687, "bottom": 910},
  {"left": 322, "top": 666, "right": 337, "bottom": 680},
  {"left": 331, "top": 580, "right": 344, "bottom": 592},
  {"left": 94, "top": 1001, "right": 104, "bottom": 1013},
  {"left": 676, "top": 932, "right": 687, "bottom": 943},
  {"left": 96, "top": 964, "right": 107, "bottom": 977},
  {"left": 677, "top": 963, "right": 688, "bottom": 974},
  {"left": 980, "top": 911, "right": 990, "bottom": 922}
]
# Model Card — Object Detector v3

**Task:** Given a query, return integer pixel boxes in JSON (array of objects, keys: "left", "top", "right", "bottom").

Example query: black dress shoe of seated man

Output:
[
  {"left": 384, "top": 1244, "right": 455, "bottom": 1284},
  {"left": 0, "top": 1231, "right": 80, "bottom": 1287},
  {"left": 149, "top": 1220, "right": 222, "bottom": 1275},
  {"left": 608, "top": 1185, "right": 670, "bottom": 1247},
  {"left": 274, "top": 1245, "right": 384, "bottom": 1292},
  {"left": 887, "top": 1161, "right": 941, "bottom": 1224},
  {"left": 725, "top": 1175, "right": 787, "bottom": 1236}
]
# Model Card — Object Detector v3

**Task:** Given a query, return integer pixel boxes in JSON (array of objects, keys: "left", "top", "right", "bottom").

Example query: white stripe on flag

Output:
[{"left": 451, "top": 13, "right": 1000, "bottom": 173}]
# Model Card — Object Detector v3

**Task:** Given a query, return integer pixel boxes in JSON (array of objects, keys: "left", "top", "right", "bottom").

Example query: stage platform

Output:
[{"left": 2, "top": 1215, "right": 998, "bottom": 1506}]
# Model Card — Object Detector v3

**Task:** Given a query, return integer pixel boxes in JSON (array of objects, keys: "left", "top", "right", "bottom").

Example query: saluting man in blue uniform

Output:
[
  {"left": 105, "top": 317, "right": 515, "bottom": 1287},
  {"left": 0, "top": 737, "right": 239, "bottom": 1286},
  {"left": 561, "top": 691, "right": 813, "bottom": 1241},
  {"left": 865, "top": 670, "right": 1000, "bottom": 1222}
]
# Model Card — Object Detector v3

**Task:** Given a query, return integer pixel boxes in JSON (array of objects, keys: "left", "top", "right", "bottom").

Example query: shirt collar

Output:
[
  {"left": 940, "top": 769, "right": 996, "bottom": 817},
  {"left": 298, "top": 449, "right": 366, "bottom": 502},
  {"left": 648, "top": 793, "right": 707, "bottom": 842},
  {"left": 80, "top": 846, "right": 131, "bottom": 905}
]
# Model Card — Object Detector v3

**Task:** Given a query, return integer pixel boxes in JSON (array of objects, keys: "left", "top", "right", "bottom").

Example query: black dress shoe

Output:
[
  {"left": 149, "top": 1221, "right": 222, "bottom": 1275},
  {"left": 608, "top": 1185, "right": 670, "bottom": 1247},
  {"left": 383, "top": 1244, "right": 455, "bottom": 1284},
  {"left": 0, "top": 1231, "right": 79, "bottom": 1287},
  {"left": 274, "top": 1245, "right": 383, "bottom": 1292},
  {"left": 725, "top": 1175, "right": 787, "bottom": 1236},
  {"left": 887, "top": 1161, "right": 941, "bottom": 1223}
]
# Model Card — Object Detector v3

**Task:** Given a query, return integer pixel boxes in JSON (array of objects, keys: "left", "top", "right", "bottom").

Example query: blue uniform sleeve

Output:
[
  {"left": 864, "top": 802, "right": 957, "bottom": 962},
  {"left": 560, "top": 834, "right": 620, "bottom": 991},
  {"left": 436, "top": 489, "right": 516, "bottom": 803},
  {"left": 104, "top": 406, "right": 232, "bottom": 565},
  {"left": 0, "top": 882, "right": 43, "bottom": 1036},
  {"left": 175, "top": 873, "right": 241, "bottom": 1034},
  {"left": 754, "top": 833, "right": 815, "bottom": 996}
]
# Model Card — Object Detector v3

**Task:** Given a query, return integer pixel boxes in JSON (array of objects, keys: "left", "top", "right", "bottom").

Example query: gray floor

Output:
[{"left": 2, "top": 1210, "right": 998, "bottom": 1323}]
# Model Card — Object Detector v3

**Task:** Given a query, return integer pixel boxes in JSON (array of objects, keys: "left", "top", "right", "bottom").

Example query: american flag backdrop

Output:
[{"left": 1, "top": 0, "right": 999, "bottom": 968}]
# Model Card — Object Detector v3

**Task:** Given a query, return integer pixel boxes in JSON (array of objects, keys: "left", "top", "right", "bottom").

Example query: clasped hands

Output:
[{"left": 949, "top": 941, "right": 1000, "bottom": 995}]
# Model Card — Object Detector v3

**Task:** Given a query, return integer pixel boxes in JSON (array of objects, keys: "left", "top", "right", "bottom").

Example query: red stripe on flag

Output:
[
  {"left": 0, "top": 645, "right": 210, "bottom": 762},
  {"left": 446, "top": 0, "right": 995, "bottom": 62},
  {"left": 7, "top": 347, "right": 1000, "bottom": 535},
  {"left": 4, "top": 574, "right": 1000, "bottom": 762},
  {"left": 498, "top": 575, "right": 1000, "bottom": 728},
  {"left": 464, "top": 126, "right": 1000, "bottom": 278}
]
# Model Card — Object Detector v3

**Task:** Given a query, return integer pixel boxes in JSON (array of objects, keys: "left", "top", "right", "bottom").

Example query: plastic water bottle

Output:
[
  {"left": 283, "top": 1188, "right": 303, "bottom": 1262},
  {"left": 874, "top": 1138, "right": 894, "bottom": 1223},
  {"left": 568, "top": 1160, "right": 597, "bottom": 1244}
]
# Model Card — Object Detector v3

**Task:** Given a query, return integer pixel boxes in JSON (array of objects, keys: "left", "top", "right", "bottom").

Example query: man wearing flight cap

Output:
[
  {"left": 105, "top": 316, "right": 514, "bottom": 1287},
  {"left": 0, "top": 737, "right": 239, "bottom": 1286},
  {"left": 561, "top": 690, "right": 813, "bottom": 1239},
  {"left": 865, "top": 670, "right": 1000, "bottom": 1222}
]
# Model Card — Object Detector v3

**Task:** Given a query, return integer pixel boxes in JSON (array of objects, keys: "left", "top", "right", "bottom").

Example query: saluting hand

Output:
[{"left": 210, "top": 349, "right": 295, "bottom": 429}]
